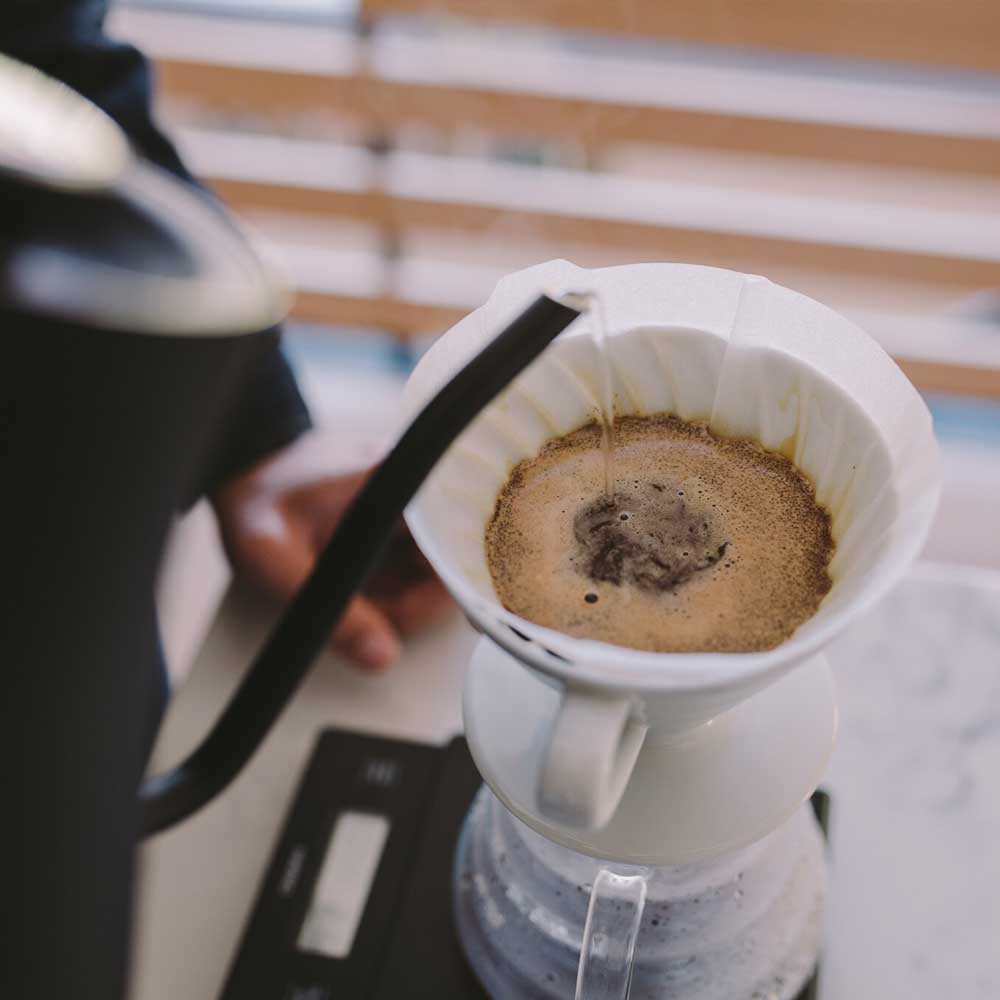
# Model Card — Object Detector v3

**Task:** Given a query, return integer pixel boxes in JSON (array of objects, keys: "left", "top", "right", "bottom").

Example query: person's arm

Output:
[
  {"left": 192, "top": 327, "right": 313, "bottom": 505},
  {"left": 5, "top": 2, "right": 451, "bottom": 662}
]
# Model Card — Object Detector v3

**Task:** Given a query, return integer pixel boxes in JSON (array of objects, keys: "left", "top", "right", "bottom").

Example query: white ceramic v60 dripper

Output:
[{"left": 404, "top": 260, "right": 940, "bottom": 864}]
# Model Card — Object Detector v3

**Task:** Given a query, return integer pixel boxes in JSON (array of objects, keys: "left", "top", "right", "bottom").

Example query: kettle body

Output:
[{"left": 0, "top": 54, "right": 290, "bottom": 763}]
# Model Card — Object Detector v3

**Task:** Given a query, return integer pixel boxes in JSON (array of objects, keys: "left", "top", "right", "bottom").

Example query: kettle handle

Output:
[
  {"left": 576, "top": 868, "right": 648, "bottom": 1000},
  {"left": 139, "top": 294, "right": 583, "bottom": 837}
]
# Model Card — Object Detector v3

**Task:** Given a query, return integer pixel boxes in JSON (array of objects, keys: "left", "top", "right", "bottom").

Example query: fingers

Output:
[
  {"left": 219, "top": 510, "right": 411, "bottom": 671},
  {"left": 237, "top": 531, "right": 404, "bottom": 671},
  {"left": 376, "top": 577, "right": 454, "bottom": 634},
  {"left": 215, "top": 461, "right": 443, "bottom": 672},
  {"left": 230, "top": 523, "right": 315, "bottom": 604},
  {"left": 332, "top": 595, "right": 402, "bottom": 671}
]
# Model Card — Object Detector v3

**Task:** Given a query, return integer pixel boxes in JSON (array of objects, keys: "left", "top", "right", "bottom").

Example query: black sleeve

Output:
[
  {"left": 2, "top": 0, "right": 313, "bottom": 495},
  {"left": 197, "top": 327, "right": 314, "bottom": 501}
]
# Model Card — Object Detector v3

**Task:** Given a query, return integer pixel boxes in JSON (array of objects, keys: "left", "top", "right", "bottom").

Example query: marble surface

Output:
[
  {"left": 821, "top": 563, "right": 1000, "bottom": 1000},
  {"left": 133, "top": 562, "right": 1000, "bottom": 1000}
]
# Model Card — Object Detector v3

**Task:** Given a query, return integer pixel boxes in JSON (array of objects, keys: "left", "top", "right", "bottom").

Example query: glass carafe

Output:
[{"left": 454, "top": 788, "right": 826, "bottom": 1000}]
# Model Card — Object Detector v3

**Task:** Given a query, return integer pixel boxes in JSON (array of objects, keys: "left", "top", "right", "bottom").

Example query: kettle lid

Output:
[{"left": 0, "top": 54, "right": 289, "bottom": 337}]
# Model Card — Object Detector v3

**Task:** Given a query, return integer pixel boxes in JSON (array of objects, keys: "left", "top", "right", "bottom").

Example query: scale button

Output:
[
  {"left": 283, "top": 985, "right": 329, "bottom": 1000},
  {"left": 359, "top": 757, "right": 400, "bottom": 788},
  {"left": 277, "top": 844, "right": 307, "bottom": 897}
]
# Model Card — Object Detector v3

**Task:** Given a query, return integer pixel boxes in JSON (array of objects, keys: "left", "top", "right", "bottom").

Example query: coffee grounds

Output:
[{"left": 573, "top": 484, "right": 728, "bottom": 591}]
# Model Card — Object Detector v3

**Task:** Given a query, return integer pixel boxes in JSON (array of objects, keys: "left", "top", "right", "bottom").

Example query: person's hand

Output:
[{"left": 212, "top": 432, "right": 452, "bottom": 671}]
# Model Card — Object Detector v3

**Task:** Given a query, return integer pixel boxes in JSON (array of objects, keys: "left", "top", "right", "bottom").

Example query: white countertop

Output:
[{"left": 133, "top": 561, "right": 1000, "bottom": 1000}]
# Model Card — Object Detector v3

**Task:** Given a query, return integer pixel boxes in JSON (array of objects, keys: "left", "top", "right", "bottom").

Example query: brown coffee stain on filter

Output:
[
  {"left": 486, "top": 415, "right": 835, "bottom": 654},
  {"left": 775, "top": 386, "right": 811, "bottom": 469}
]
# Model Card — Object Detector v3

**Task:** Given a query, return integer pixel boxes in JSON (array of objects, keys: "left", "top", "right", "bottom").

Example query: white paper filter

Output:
[{"left": 403, "top": 261, "right": 941, "bottom": 689}]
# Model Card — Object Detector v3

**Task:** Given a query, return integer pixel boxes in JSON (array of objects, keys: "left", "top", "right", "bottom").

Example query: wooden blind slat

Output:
[
  {"left": 156, "top": 58, "right": 1000, "bottom": 181},
  {"left": 216, "top": 175, "right": 1000, "bottom": 297},
  {"left": 362, "top": 0, "right": 1000, "bottom": 74},
  {"left": 287, "top": 290, "right": 1000, "bottom": 398}
]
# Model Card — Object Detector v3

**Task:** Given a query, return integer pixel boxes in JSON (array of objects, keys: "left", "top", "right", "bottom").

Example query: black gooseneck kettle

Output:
[{"left": 0, "top": 55, "right": 582, "bottom": 838}]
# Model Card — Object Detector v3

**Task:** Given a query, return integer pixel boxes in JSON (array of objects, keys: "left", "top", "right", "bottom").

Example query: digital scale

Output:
[{"left": 221, "top": 729, "right": 827, "bottom": 1000}]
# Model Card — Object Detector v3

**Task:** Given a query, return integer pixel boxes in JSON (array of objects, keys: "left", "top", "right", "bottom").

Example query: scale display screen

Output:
[{"left": 297, "top": 811, "right": 391, "bottom": 959}]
